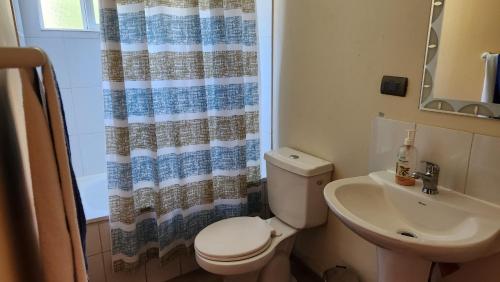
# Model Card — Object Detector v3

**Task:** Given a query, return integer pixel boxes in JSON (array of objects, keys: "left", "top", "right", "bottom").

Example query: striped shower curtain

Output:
[{"left": 100, "top": 0, "right": 260, "bottom": 271}]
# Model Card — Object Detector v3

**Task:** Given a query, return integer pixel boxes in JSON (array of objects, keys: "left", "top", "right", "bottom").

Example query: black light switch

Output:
[{"left": 380, "top": 76, "right": 408, "bottom": 97}]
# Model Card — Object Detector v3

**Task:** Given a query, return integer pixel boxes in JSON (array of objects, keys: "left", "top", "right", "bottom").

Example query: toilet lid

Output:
[{"left": 194, "top": 217, "right": 275, "bottom": 262}]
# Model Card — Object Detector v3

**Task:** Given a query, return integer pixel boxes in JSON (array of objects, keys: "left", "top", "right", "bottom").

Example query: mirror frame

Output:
[{"left": 420, "top": 0, "right": 500, "bottom": 120}]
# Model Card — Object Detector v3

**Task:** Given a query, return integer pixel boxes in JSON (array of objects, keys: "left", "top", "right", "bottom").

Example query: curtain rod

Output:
[{"left": 0, "top": 47, "right": 48, "bottom": 69}]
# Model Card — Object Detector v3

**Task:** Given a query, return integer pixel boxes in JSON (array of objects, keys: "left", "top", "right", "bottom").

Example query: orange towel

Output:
[{"left": 21, "top": 63, "right": 86, "bottom": 282}]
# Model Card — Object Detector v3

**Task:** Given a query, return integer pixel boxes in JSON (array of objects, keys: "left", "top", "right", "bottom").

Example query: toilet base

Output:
[{"left": 222, "top": 235, "right": 296, "bottom": 282}]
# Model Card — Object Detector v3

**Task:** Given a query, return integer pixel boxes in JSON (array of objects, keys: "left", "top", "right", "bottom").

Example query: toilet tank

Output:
[{"left": 264, "top": 147, "right": 334, "bottom": 229}]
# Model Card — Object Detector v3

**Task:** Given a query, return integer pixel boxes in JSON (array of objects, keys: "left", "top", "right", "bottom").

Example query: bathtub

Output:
[{"left": 77, "top": 173, "right": 109, "bottom": 222}]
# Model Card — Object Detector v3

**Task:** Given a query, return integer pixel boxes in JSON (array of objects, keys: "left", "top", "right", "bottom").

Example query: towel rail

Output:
[
  {"left": 481, "top": 52, "right": 500, "bottom": 60},
  {"left": 0, "top": 47, "right": 48, "bottom": 69}
]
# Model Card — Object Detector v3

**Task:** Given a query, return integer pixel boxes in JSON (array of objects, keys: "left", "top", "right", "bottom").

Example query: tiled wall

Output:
[
  {"left": 86, "top": 219, "right": 200, "bottom": 282},
  {"left": 14, "top": 0, "right": 107, "bottom": 178},
  {"left": 27, "top": 33, "right": 105, "bottom": 178},
  {"left": 370, "top": 117, "right": 500, "bottom": 205}
]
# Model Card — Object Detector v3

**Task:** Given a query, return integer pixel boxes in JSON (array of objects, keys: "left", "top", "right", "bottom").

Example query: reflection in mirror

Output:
[{"left": 420, "top": 0, "right": 500, "bottom": 119}]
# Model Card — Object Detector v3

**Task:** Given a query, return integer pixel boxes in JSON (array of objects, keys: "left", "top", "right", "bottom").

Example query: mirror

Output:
[{"left": 420, "top": 0, "right": 500, "bottom": 119}]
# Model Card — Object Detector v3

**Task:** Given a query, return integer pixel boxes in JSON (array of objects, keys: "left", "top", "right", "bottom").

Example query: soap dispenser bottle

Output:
[{"left": 395, "top": 130, "right": 417, "bottom": 186}]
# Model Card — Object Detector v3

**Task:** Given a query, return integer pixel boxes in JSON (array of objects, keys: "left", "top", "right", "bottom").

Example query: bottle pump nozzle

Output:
[{"left": 404, "top": 130, "right": 416, "bottom": 146}]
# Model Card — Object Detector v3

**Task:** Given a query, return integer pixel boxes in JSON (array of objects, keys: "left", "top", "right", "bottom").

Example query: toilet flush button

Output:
[{"left": 289, "top": 154, "right": 299, "bottom": 159}]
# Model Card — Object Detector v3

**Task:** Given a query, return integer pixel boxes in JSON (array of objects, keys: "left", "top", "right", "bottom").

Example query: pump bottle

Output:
[{"left": 395, "top": 130, "right": 417, "bottom": 186}]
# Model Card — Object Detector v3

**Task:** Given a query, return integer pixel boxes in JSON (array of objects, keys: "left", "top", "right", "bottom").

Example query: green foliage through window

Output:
[
  {"left": 93, "top": 0, "right": 100, "bottom": 25},
  {"left": 40, "top": 0, "right": 99, "bottom": 30}
]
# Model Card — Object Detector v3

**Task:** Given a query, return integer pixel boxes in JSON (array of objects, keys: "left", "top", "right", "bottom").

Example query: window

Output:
[
  {"left": 92, "top": 0, "right": 100, "bottom": 24},
  {"left": 39, "top": 0, "right": 99, "bottom": 31}
]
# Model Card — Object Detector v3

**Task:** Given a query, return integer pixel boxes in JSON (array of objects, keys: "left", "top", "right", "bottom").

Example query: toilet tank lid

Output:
[{"left": 264, "top": 147, "right": 334, "bottom": 177}]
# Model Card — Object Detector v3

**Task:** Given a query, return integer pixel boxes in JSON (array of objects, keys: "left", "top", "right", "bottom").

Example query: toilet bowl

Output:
[
  {"left": 195, "top": 216, "right": 297, "bottom": 282},
  {"left": 194, "top": 147, "right": 334, "bottom": 282}
]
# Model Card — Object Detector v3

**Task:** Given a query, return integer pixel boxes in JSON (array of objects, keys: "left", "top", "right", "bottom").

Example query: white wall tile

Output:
[
  {"left": 59, "top": 88, "right": 78, "bottom": 135},
  {"left": 99, "top": 221, "right": 111, "bottom": 252},
  {"left": 18, "top": 0, "right": 100, "bottom": 40},
  {"left": 25, "top": 37, "right": 71, "bottom": 88},
  {"left": 73, "top": 87, "right": 104, "bottom": 134},
  {"left": 69, "top": 135, "right": 84, "bottom": 177},
  {"left": 17, "top": 35, "right": 26, "bottom": 47},
  {"left": 415, "top": 124, "right": 473, "bottom": 193},
  {"left": 17, "top": 0, "right": 48, "bottom": 38},
  {"left": 146, "top": 257, "right": 181, "bottom": 282},
  {"left": 19, "top": 5, "right": 105, "bottom": 182},
  {"left": 103, "top": 252, "right": 146, "bottom": 282},
  {"left": 465, "top": 134, "right": 500, "bottom": 205},
  {"left": 88, "top": 254, "right": 106, "bottom": 282},
  {"left": 369, "top": 117, "right": 415, "bottom": 173},
  {"left": 86, "top": 223, "right": 102, "bottom": 256},
  {"left": 64, "top": 38, "right": 102, "bottom": 88},
  {"left": 80, "top": 133, "right": 106, "bottom": 176}
]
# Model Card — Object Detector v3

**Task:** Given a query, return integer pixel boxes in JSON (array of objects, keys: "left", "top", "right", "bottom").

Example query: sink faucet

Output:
[{"left": 412, "top": 161, "right": 440, "bottom": 195}]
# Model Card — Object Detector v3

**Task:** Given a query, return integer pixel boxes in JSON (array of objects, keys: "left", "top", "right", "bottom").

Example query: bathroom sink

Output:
[{"left": 324, "top": 171, "right": 500, "bottom": 263}]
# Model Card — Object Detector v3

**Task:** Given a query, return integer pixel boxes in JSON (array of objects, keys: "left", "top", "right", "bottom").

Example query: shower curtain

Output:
[{"left": 100, "top": 0, "right": 260, "bottom": 271}]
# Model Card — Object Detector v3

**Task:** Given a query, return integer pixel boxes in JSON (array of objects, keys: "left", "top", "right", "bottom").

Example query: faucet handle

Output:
[{"left": 421, "top": 161, "right": 439, "bottom": 174}]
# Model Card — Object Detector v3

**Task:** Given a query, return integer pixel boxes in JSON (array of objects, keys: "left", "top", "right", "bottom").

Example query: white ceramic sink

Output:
[{"left": 324, "top": 171, "right": 500, "bottom": 281}]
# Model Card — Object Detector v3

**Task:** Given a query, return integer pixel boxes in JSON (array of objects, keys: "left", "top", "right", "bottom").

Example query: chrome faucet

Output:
[{"left": 412, "top": 161, "right": 440, "bottom": 195}]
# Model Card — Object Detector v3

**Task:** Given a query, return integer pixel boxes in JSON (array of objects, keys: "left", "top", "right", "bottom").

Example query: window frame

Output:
[
  {"left": 83, "top": 0, "right": 100, "bottom": 31},
  {"left": 37, "top": 0, "right": 99, "bottom": 32}
]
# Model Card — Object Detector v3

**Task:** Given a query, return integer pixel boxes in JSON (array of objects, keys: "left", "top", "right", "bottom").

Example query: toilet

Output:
[{"left": 194, "top": 147, "right": 334, "bottom": 282}]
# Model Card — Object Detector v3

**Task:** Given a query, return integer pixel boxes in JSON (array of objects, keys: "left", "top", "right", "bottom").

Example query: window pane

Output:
[
  {"left": 92, "top": 0, "right": 100, "bottom": 24},
  {"left": 40, "top": 0, "right": 84, "bottom": 29}
]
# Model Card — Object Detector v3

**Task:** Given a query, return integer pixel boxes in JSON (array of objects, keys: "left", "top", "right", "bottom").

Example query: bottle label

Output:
[
  {"left": 395, "top": 161, "right": 415, "bottom": 186},
  {"left": 396, "top": 161, "right": 410, "bottom": 177}
]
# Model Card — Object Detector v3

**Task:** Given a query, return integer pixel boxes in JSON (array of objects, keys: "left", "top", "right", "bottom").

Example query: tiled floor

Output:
[
  {"left": 168, "top": 269, "right": 222, "bottom": 282},
  {"left": 167, "top": 256, "right": 322, "bottom": 282}
]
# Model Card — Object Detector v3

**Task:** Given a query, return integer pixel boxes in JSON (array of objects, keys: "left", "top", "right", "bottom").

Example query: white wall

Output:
[
  {"left": 256, "top": 0, "right": 273, "bottom": 177},
  {"left": 16, "top": 0, "right": 105, "bottom": 178},
  {"left": 273, "top": 0, "right": 500, "bottom": 281}
]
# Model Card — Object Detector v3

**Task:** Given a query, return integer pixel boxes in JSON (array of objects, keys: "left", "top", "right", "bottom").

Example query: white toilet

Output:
[{"left": 194, "top": 147, "right": 333, "bottom": 282}]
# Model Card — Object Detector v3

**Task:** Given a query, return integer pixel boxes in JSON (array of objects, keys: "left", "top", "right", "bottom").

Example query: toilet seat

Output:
[
  {"left": 195, "top": 217, "right": 277, "bottom": 262},
  {"left": 195, "top": 217, "right": 298, "bottom": 276}
]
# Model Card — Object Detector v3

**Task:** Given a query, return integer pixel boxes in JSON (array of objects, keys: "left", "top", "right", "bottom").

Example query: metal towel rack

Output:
[
  {"left": 0, "top": 47, "right": 48, "bottom": 68},
  {"left": 481, "top": 52, "right": 499, "bottom": 60}
]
